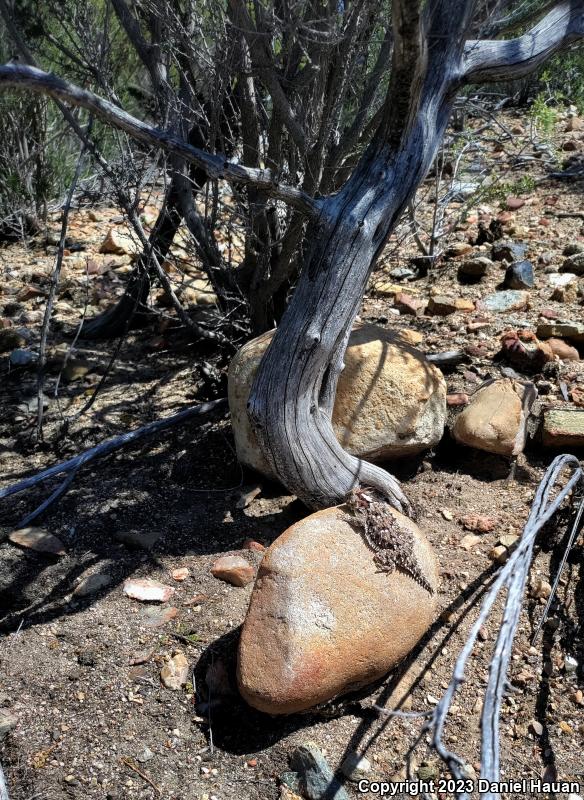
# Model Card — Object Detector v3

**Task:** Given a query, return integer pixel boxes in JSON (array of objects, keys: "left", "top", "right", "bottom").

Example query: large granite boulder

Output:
[
  {"left": 228, "top": 324, "right": 446, "bottom": 479},
  {"left": 237, "top": 506, "right": 438, "bottom": 714}
]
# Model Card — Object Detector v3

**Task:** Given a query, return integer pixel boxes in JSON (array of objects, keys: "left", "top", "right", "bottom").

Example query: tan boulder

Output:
[
  {"left": 228, "top": 324, "right": 446, "bottom": 479},
  {"left": 237, "top": 506, "right": 438, "bottom": 714},
  {"left": 452, "top": 378, "right": 534, "bottom": 456},
  {"left": 99, "top": 228, "right": 141, "bottom": 256}
]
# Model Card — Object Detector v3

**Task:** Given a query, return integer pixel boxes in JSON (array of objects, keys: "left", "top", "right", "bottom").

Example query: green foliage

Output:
[
  {"left": 476, "top": 174, "right": 536, "bottom": 205},
  {"left": 529, "top": 93, "right": 557, "bottom": 138}
]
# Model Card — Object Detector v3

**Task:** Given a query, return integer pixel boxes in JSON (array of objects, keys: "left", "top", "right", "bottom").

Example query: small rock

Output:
[
  {"left": 427, "top": 295, "right": 457, "bottom": 316},
  {"left": 479, "top": 290, "right": 529, "bottom": 313},
  {"left": 563, "top": 242, "right": 584, "bottom": 256},
  {"left": 9, "top": 348, "right": 37, "bottom": 367},
  {"left": 171, "top": 567, "right": 190, "bottom": 582},
  {"left": 99, "top": 228, "right": 140, "bottom": 256},
  {"left": 530, "top": 719, "right": 543, "bottom": 736},
  {"left": 460, "top": 534, "right": 481, "bottom": 550},
  {"left": 565, "top": 655, "right": 578, "bottom": 674},
  {"left": 565, "top": 117, "right": 584, "bottom": 132},
  {"left": 458, "top": 256, "right": 492, "bottom": 280},
  {"left": 441, "top": 508, "right": 454, "bottom": 521},
  {"left": 389, "top": 266, "right": 416, "bottom": 280},
  {"left": 452, "top": 379, "right": 534, "bottom": 456},
  {"left": 498, "top": 533, "right": 519, "bottom": 549},
  {"left": 123, "top": 578, "right": 175, "bottom": 603},
  {"left": 489, "top": 545, "right": 508, "bottom": 564},
  {"left": 562, "top": 252, "right": 584, "bottom": 275},
  {"left": 140, "top": 606, "right": 179, "bottom": 628},
  {"left": 506, "top": 196, "right": 525, "bottom": 211},
  {"left": 8, "top": 527, "right": 66, "bottom": 556},
  {"left": 290, "top": 743, "right": 350, "bottom": 800},
  {"left": 491, "top": 241, "right": 527, "bottom": 263},
  {"left": 394, "top": 292, "right": 426, "bottom": 316},
  {"left": 542, "top": 409, "right": 584, "bottom": 447},
  {"left": 137, "top": 747, "right": 155, "bottom": 764},
  {"left": 537, "top": 322, "right": 584, "bottom": 342},
  {"left": 531, "top": 578, "right": 552, "bottom": 600},
  {"left": 211, "top": 555, "right": 255, "bottom": 587},
  {"left": 340, "top": 751, "right": 371, "bottom": 782},
  {"left": 504, "top": 260, "right": 534, "bottom": 290},
  {"left": 0, "top": 328, "right": 25, "bottom": 353},
  {"left": 396, "top": 328, "right": 424, "bottom": 346},
  {"left": 242, "top": 539, "right": 266, "bottom": 552},
  {"left": 160, "top": 652, "right": 189, "bottom": 690},
  {"left": 114, "top": 530, "right": 162, "bottom": 551},
  {"left": 73, "top": 572, "right": 112, "bottom": 597},
  {"left": 546, "top": 338, "right": 579, "bottom": 361},
  {"left": 460, "top": 514, "right": 496, "bottom": 533},
  {"left": 447, "top": 393, "right": 469, "bottom": 407},
  {"left": 236, "top": 485, "right": 262, "bottom": 509},
  {"left": 0, "top": 710, "right": 16, "bottom": 739},
  {"left": 549, "top": 273, "right": 578, "bottom": 289}
]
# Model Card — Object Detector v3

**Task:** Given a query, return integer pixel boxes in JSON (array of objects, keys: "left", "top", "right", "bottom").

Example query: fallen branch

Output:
[
  {"left": 0, "top": 761, "right": 8, "bottom": 800},
  {"left": 422, "top": 454, "right": 583, "bottom": 800},
  {"left": 0, "top": 398, "right": 227, "bottom": 503}
]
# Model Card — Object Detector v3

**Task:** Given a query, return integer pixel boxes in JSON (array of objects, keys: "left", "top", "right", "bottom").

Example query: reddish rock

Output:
[
  {"left": 447, "top": 393, "right": 469, "bottom": 407},
  {"left": 211, "top": 555, "right": 255, "bottom": 587},
  {"left": 546, "top": 338, "right": 580, "bottom": 361},
  {"left": 427, "top": 295, "right": 457, "bottom": 316},
  {"left": 394, "top": 292, "right": 425, "bottom": 316},
  {"left": 8, "top": 527, "right": 66, "bottom": 556},
  {"left": 539, "top": 308, "right": 559, "bottom": 320},
  {"left": 243, "top": 539, "right": 266, "bottom": 553},
  {"left": 237, "top": 507, "right": 438, "bottom": 714},
  {"left": 506, "top": 196, "right": 525, "bottom": 211},
  {"left": 171, "top": 567, "right": 190, "bottom": 582},
  {"left": 460, "top": 514, "right": 496, "bottom": 533}
]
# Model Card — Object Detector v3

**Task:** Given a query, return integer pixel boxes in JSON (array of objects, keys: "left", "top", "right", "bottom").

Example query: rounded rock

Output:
[
  {"left": 228, "top": 324, "right": 446, "bottom": 479},
  {"left": 237, "top": 507, "right": 438, "bottom": 714}
]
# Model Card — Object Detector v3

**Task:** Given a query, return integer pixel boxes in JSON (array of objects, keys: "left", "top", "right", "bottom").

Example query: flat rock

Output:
[
  {"left": 548, "top": 272, "right": 578, "bottom": 289},
  {"left": 160, "top": 652, "right": 189, "bottom": 690},
  {"left": 537, "top": 322, "right": 584, "bottom": 343},
  {"left": 123, "top": 578, "right": 175, "bottom": 603},
  {"left": 141, "top": 606, "right": 179, "bottom": 628},
  {"left": 73, "top": 572, "right": 112, "bottom": 597},
  {"left": 228, "top": 324, "right": 447, "bottom": 479},
  {"left": 237, "top": 507, "right": 438, "bottom": 714},
  {"left": 491, "top": 241, "right": 528, "bottom": 263},
  {"left": 8, "top": 527, "right": 66, "bottom": 556},
  {"left": 452, "top": 379, "right": 534, "bottom": 456},
  {"left": 114, "top": 530, "right": 162, "bottom": 551},
  {"left": 211, "top": 555, "right": 255, "bottom": 587},
  {"left": 542, "top": 410, "right": 584, "bottom": 448},
  {"left": 479, "top": 290, "right": 529, "bottom": 313}
]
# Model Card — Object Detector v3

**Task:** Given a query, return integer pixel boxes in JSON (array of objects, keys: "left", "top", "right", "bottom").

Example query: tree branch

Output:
[
  {"left": 0, "top": 64, "right": 321, "bottom": 216},
  {"left": 462, "top": 0, "right": 584, "bottom": 83}
]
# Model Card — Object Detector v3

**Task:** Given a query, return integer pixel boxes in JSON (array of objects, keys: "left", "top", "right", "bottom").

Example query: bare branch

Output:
[
  {"left": 0, "top": 64, "right": 321, "bottom": 216},
  {"left": 462, "top": 1, "right": 584, "bottom": 83}
]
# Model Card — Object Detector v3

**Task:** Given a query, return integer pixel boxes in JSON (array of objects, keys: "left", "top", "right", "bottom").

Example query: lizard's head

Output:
[{"left": 345, "top": 486, "right": 374, "bottom": 509}]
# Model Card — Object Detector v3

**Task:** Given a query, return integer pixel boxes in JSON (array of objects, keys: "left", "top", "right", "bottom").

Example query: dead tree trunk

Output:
[{"left": 0, "top": 0, "right": 582, "bottom": 511}]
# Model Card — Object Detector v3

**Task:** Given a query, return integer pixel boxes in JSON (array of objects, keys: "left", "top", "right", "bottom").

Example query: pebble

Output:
[
  {"left": 211, "top": 555, "right": 255, "bottom": 587},
  {"left": 141, "top": 606, "right": 179, "bottom": 628},
  {"left": 171, "top": 567, "right": 190, "bottom": 582},
  {"left": 340, "top": 751, "right": 371, "bottom": 782},
  {"left": 460, "top": 514, "right": 496, "bottom": 533},
  {"left": 491, "top": 241, "right": 528, "bottom": 263},
  {"left": 73, "top": 571, "right": 112, "bottom": 597},
  {"left": 123, "top": 578, "right": 175, "bottom": 603},
  {"left": 565, "top": 656, "right": 578, "bottom": 674},
  {"left": 530, "top": 719, "right": 543, "bottom": 736},
  {"left": 8, "top": 527, "right": 66, "bottom": 556},
  {"left": 160, "top": 652, "right": 189, "bottom": 690},
  {"left": 9, "top": 348, "right": 37, "bottom": 366},
  {"left": 458, "top": 256, "right": 492, "bottom": 280},
  {"left": 460, "top": 534, "right": 481, "bottom": 550},
  {"left": 289, "top": 743, "right": 350, "bottom": 800},
  {"left": 537, "top": 321, "right": 584, "bottom": 342},
  {"left": 489, "top": 545, "right": 508, "bottom": 564}
]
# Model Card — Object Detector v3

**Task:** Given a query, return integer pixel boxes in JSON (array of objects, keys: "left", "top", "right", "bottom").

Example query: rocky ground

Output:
[{"left": 1, "top": 106, "right": 584, "bottom": 800}]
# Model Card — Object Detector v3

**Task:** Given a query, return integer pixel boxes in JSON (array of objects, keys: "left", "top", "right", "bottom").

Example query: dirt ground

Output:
[{"left": 1, "top": 107, "right": 584, "bottom": 800}]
